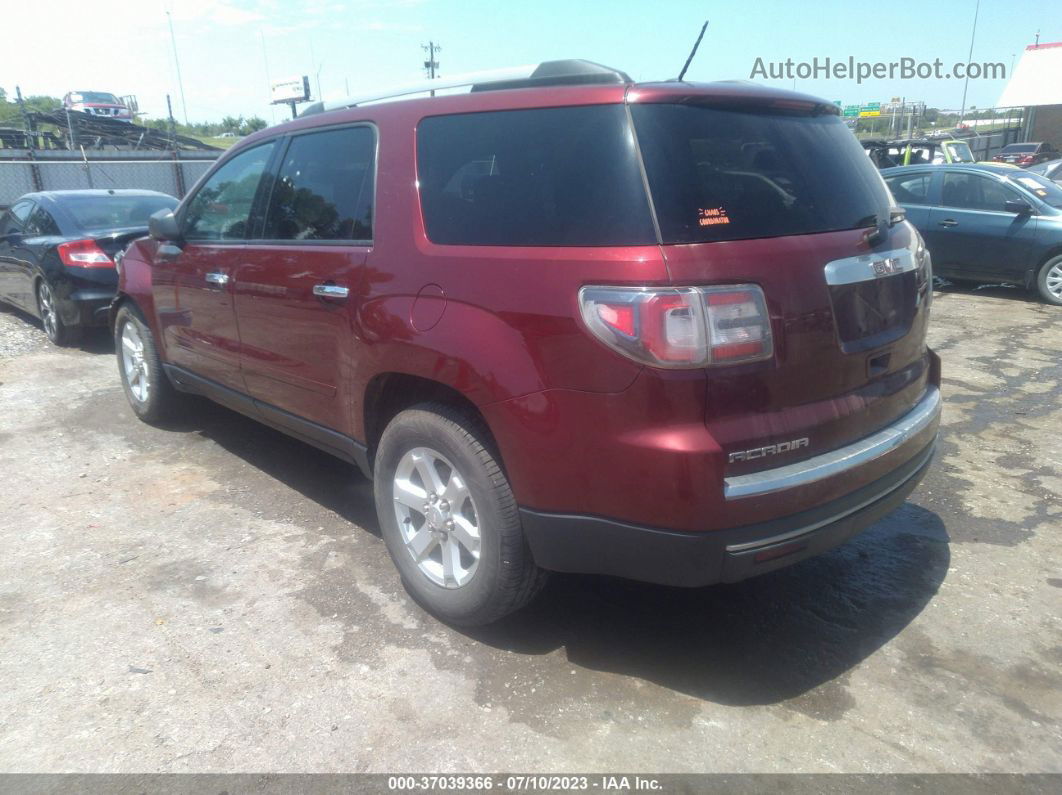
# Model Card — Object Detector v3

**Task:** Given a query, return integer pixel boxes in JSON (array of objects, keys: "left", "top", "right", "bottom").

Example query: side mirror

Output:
[
  {"left": 149, "top": 208, "right": 182, "bottom": 242},
  {"left": 1004, "top": 199, "right": 1032, "bottom": 215}
]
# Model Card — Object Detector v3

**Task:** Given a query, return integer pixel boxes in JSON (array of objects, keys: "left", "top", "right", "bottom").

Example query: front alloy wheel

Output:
[
  {"left": 1039, "top": 255, "right": 1062, "bottom": 306},
  {"left": 120, "top": 321, "right": 151, "bottom": 404}
]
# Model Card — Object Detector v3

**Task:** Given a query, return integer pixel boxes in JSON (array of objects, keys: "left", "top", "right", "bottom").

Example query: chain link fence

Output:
[{"left": 0, "top": 152, "right": 218, "bottom": 208}]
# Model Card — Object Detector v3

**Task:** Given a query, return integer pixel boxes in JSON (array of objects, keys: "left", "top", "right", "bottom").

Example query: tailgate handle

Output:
[
  {"left": 868, "top": 353, "right": 891, "bottom": 378},
  {"left": 937, "top": 219, "right": 958, "bottom": 227}
]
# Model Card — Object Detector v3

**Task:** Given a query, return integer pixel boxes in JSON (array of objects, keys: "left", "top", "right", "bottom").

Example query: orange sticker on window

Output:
[{"left": 698, "top": 207, "right": 730, "bottom": 226}]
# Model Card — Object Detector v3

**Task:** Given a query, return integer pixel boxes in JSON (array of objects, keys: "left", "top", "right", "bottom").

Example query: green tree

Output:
[{"left": 241, "top": 116, "right": 267, "bottom": 134}]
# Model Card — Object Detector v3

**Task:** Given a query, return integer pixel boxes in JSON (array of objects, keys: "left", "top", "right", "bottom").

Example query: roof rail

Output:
[{"left": 300, "top": 59, "right": 631, "bottom": 117}]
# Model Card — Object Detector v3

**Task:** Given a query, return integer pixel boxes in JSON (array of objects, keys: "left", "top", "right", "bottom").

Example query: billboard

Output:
[{"left": 271, "top": 76, "right": 310, "bottom": 105}]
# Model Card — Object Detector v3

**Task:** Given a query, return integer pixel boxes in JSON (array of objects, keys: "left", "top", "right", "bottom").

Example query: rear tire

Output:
[
  {"left": 36, "top": 280, "right": 81, "bottom": 346},
  {"left": 115, "top": 304, "right": 180, "bottom": 424},
  {"left": 373, "top": 403, "right": 547, "bottom": 626},
  {"left": 1036, "top": 255, "right": 1062, "bottom": 306}
]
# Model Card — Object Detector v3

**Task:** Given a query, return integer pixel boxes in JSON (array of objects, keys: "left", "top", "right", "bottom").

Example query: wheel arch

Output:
[{"left": 362, "top": 372, "right": 504, "bottom": 476}]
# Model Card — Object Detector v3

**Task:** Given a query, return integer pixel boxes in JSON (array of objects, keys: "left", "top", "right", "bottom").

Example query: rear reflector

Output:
[
  {"left": 57, "top": 239, "right": 114, "bottom": 268},
  {"left": 578, "top": 284, "right": 772, "bottom": 369}
]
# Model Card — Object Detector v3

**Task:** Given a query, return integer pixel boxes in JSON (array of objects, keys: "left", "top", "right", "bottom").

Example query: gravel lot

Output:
[{"left": 0, "top": 286, "right": 1058, "bottom": 774}]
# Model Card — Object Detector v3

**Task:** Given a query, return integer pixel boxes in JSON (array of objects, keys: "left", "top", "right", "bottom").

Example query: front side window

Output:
[
  {"left": 941, "top": 173, "right": 1019, "bottom": 211},
  {"left": 0, "top": 201, "right": 34, "bottom": 235},
  {"left": 631, "top": 103, "right": 893, "bottom": 243},
  {"left": 262, "top": 126, "right": 375, "bottom": 241},
  {"left": 885, "top": 173, "right": 932, "bottom": 205},
  {"left": 417, "top": 105, "right": 655, "bottom": 246},
  {"left": 184, "top": 143, "right": 276, "bottom": 241}
]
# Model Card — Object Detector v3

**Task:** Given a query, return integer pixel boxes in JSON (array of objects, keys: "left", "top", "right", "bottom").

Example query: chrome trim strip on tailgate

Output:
[
  {"left": 724, "top": 385, "right": 941, "bottom": 501},
  {"left": 823, "top": 246, "right": 916, "bottom": 285}
]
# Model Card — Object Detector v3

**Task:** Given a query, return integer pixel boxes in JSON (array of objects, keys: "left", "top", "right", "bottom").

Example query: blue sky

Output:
[{"left": 6, "top": 0, "right": 1054, "bottom": 123}]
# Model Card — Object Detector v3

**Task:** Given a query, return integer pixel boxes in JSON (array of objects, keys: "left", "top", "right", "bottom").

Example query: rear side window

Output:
[
  {"left": 184, "top": 143, "right": 275, "bottom": 241},
  {"left": 417, "top": 105, "right": 656, "bottom": 246},
  {"left": 263, "top": 126, "right": 375, "bottom": 242},
  {"left": 630, "top": 104, "right": 893, "bottom": 244},
  {"left": 25, "top": 206, "right": 61, "bottom": 236},
  {"left": 884, "top": 173, "right": 932, "bottom": 205}
]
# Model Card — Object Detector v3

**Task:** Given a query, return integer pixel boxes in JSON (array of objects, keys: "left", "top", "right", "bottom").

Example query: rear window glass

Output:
[
  {"left": 1000, "top": 144, "right": 1036, "bottom": 153},
  {"left": 62, "top": 195, "right": 178, "bottom": 231},
  {"left": 417, "top": 105, "right": 655, "bottom": 246},
  {"left": 630, "top": 104, "right": 893, "bottom": 244}
]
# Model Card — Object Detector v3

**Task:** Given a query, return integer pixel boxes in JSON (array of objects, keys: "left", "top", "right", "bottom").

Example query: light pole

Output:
[
  {"left": 958, "top": 0, "right": 980, "bottom": 126},
  {"left": 166, "top": 10, "right": 189, "bottom": 125}
]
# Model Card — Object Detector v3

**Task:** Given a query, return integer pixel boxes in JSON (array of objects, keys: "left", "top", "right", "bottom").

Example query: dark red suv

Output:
[{"left": 112, "top": 61, "right": 941, "bottom": 626}]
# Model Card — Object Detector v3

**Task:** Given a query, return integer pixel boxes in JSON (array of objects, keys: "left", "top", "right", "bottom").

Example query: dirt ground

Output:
[{"left": 0, "top": 284, "right": 1058, "bottom": 773}]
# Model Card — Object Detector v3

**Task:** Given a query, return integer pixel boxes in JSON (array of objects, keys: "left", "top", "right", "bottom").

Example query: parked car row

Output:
[{"left": 0, "top": 62, "right": 996, "bottom": 628}]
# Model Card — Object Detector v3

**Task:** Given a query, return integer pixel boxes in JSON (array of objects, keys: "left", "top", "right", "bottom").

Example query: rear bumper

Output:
[{"left": 520, "top": 436, "right": 936, "bottom": 587}]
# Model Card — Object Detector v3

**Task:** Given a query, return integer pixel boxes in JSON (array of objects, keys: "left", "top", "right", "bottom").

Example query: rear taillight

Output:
[
  {"left": 57, "top": 239, "right": 114, "bottom": 268},
  {"left": 578, "top": 285, "right": 772, "bottom": 369},
  {"left": 1018, "top": 155, "right": 1035, "bottom": 165}
]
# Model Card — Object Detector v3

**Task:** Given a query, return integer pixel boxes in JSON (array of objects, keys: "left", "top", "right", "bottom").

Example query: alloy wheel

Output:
[
  {"left": 37, "top": 282, "right": 58, "bottom": 341},
  {"left": 392, "top": 446, "right": 481, "bottom": 588},
  {"left": 1047, "top": 262, "right": 1062, "bottom": 300},
  {"left": 120, "top": 322, "right": 151, "bottom": 403}
]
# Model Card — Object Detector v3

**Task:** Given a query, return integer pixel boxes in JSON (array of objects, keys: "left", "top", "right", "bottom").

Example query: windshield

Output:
[
  {"left": 630, "top": 104, "right": 892, "bottom": 243},
  {"left": 945, "top": 142, "right": 975, "bottom": 163},
  {"left": 1010, "top": 172, "right": 1062, "bottom": 209},
  {"left": 73, "top": 92, "right": 121, "bottom": 105},
  {"left": 62, "top": 195, "right": 177, "bottom": 231}
]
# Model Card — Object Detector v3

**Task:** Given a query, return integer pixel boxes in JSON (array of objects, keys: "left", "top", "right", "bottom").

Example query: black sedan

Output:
[
  {"left": 0, "top": 190, "right": 177, "bottom": 345},
  {"left": 882, "top": 164, "right": 1062, "bottom": 305}
]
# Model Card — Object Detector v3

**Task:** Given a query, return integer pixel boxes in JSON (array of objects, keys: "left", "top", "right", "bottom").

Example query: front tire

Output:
[
  {"left": 374, "top": 404, "right": 547, "bottom": 626},
  {"left": 1036, "top": 255, "right": 1062, "bottom": 306},
  {"left": 37, "top": 280, "right": 81, "bottom": 346},
  {"left": 115, "top": 304, "right": 180, "bottom": 423}
]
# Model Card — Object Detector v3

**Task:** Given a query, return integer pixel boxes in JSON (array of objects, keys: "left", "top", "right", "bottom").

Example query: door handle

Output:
[
  {"left": 205, "top": 271, "right": 230, "bottom": 286},
  {"left": 313, "top": 284, "right": 349, "bottom": 299},
  {"left": 938, "top": 219, "right": 959, "bottom": 227}
]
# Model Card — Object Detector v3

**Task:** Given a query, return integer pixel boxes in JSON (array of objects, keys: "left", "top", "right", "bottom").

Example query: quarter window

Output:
[
  {"left": 417, "top": 105, "right": 656, "bottom": 246},
  {"left": 184, "top": 143, "right": 276, "bottom": 241},
  {"left": 262, "top": 126, "right": 375, "bottom": 241},
  {"left": 0, "top": 201, "right": 34, "bottom": 235}
]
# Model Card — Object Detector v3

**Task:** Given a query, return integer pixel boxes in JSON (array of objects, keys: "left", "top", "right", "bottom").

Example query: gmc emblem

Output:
[
  {"left": 872, "top": 257, "right": 903, "bottom": 277},
  {"left": 728, "top": 437, "right": 809, "bottom": 463}
]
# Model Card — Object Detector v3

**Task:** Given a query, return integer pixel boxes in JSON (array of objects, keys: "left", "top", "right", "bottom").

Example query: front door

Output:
[
  {"left": 152, "top": 141, "right": 277, "bottom": 392},
  {"left": 930, "top": 171, "right": 1037, "bottom": 281},
  {"left": 233, "top": 124, "right": 376, "bottom": 438}
]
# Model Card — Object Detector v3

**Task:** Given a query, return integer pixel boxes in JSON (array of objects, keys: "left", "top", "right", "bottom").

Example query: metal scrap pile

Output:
[{"left": 22, "top": 110, "right": 219, "bottom": 151}]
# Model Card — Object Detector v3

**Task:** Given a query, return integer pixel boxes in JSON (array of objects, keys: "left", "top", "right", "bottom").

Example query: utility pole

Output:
[
  {"left": 423, "top": 41, "right": 441, "bottom": 78},
  {"left": 166, "top": 10, "right": 189, "bottom": 125},
  {"left": 958, "top": 0, "right": 980, "bottom": 126},
  {"left": 166, "top": 94, "right": 178, "bottom": 151}
]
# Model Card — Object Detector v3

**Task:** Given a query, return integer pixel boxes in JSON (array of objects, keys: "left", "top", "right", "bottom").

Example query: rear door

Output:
[
  {"left": 233, "top": 124, "right": 375, "bottom": 438},
  {"left": 929, "top": 170, "right": 1037, "bottom": 281},
  {"left": 153, "top": 142, "right": 276, "bottom": 392}
]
